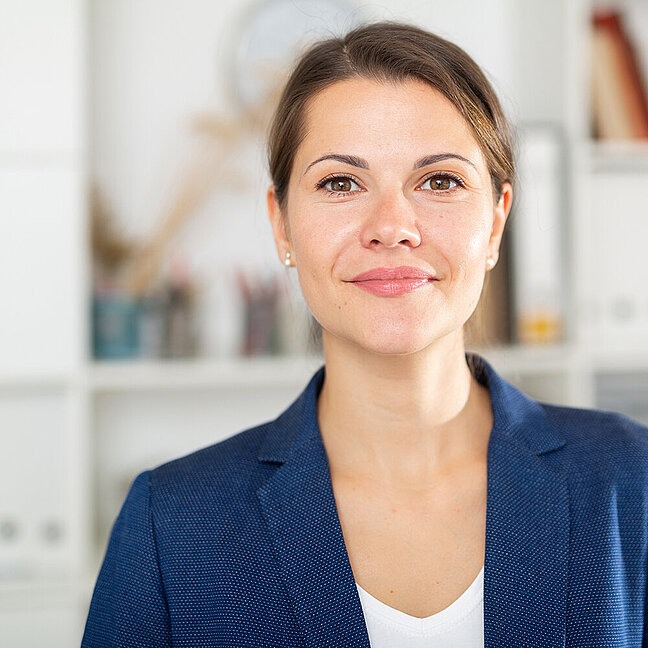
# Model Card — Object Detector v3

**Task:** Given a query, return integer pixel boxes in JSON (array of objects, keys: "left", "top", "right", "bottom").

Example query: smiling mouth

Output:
[
  {"left": 346, "top": 265, "right": 438, "bottom": 296},
  {"left": 350, "top": 277, "right": 436, "bottom": 297},
  {"left": 350, "top": 265, "right": 436, "bottom": 280}
]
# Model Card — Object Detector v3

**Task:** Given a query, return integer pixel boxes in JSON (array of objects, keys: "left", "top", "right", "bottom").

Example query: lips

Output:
[
  {"left": 350, "top": 266, "right": 436, "bottom": 282},
  {"left": 347, "top": 266, "right": 437, "bottom": 297}
]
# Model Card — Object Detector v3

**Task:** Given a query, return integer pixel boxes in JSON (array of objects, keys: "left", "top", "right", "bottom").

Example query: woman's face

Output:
[{"left": 268, "top": 77, "right": 512, "bottom": 356}]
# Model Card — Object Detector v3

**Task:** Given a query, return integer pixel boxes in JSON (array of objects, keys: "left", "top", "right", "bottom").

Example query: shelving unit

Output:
[
  {"left": 587, "top": 140, "right": 648, "bottom": 171},
  {"left": 2, "top": 0, "right": 648, "bottom": 645},
  {"left": 87, "top": 354, "right": 325, "bottom": 391}
]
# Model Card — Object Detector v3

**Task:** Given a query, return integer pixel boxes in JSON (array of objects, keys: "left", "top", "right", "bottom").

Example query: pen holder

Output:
[{"left": 92, "top": 292, "right": 141, "bottom": 359}]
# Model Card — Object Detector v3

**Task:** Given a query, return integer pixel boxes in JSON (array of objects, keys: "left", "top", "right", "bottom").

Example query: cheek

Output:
[
  {"left": 291, "top": 206, "right": 355, "bottom": 274},
  {"left": 290, "top": 231, "right": 335, "bottom": 302},
  {"left": 423, "top": 212, "right": 490, "bottom": 268},
  {"left": 464, "top": 226, "right": 489, "bottom": 260}
]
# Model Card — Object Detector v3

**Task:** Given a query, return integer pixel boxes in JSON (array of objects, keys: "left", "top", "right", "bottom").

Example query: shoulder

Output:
[
  {"left": 146, "top": 421, "right": 274, "bottom": 511},
  {"left": 540, "top": 401, "right": 648, "bottom": 450},
  {"left": 539, "top": 401, "right": 648, "bottom": 477}
]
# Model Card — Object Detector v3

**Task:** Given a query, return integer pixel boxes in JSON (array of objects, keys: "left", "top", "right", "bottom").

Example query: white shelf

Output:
[
  {"left": 0, "top": 573, "right": 93, "bottom": 601},
  {"left": 88, "top": 354, "right": 325, "bottom": 391},
  {"left": 585, "top": 140, "right": 648, "bottom": 172},
  {"left": 5, "top": 347, "right": 647, "bottom": 395},
  {"left": 85, "top": 346, "right": 588, "bottom": 392},
  {"left": 588, "top": 349, "right": 648, "bottom": 373},
  {"left": 486, "top": 346, "right": 648, "bottom": 375},
  {"left": 473, "top": 344, "right": 581, "bottom": 375},
  {"left": 0, "top": 372, "right": 72, "bottom": 390}
]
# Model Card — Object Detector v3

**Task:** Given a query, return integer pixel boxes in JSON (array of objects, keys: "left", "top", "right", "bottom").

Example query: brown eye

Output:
[
  {"left": 420, "top": 174, "right": 462, "bottom": 191},
  {"left": 334, "top": 178, "right": 352, "bottom": 191},
  {"left": 321, "top": 176, "right": 361, "bottom": 193},
  {"left": 433, "top": 178, "right": 454, "bottom": 190}
]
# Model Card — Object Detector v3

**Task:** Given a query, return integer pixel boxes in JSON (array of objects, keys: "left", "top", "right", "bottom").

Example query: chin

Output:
[
  {"left": 362, "top": 336, "right": 439, "bottom": 357},
  {"left": 349, "top": 324, "right": 454, "bottom": 357},
  {"left": 317, "top": 306, "right": 466, "bottom": 357}
]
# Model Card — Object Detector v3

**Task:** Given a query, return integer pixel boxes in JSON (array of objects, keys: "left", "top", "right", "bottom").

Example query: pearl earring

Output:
[
  {"left": 486, "top": 257, "right": 495, "bottom": 270},
  {"left": 284, "top": 251, "right": 292, "bottom": 267}
]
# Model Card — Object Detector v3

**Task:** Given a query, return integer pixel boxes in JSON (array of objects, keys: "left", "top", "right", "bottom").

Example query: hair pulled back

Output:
[{"left": 267, "top": 21, "right": 516, "bottom": 210}]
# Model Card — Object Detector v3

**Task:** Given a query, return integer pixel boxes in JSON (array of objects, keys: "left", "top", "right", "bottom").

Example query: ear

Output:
[
  {"left": 267, "top": 185, "right": 293, "bottom": 264},
  {"left": 486, "top": 181, "right": 513, "bottom": 269}
]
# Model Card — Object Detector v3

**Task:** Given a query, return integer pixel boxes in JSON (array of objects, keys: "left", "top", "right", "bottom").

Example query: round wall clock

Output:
[{"left": 229, "top": 0, "right": 364, "bottom": 112}]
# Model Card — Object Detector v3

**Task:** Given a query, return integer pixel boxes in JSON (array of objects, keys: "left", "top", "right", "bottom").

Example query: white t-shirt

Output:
[{"left": 355, "top": 566, "right": 484, "bottom": 648}]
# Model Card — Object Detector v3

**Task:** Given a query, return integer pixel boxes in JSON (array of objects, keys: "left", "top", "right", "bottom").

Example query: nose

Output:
[{"left": 359, "top": 189, "right": 422, "bottom": 249}]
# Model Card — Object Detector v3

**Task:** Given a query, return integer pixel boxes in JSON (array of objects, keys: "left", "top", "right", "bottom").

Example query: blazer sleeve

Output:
[{"left": 81, "top": 470, "right": 171, "bottom": 647}]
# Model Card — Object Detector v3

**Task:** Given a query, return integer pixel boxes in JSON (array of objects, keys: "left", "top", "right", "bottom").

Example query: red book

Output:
[{"left": 592, "top": 10, "right": 648, "bottom": 139}]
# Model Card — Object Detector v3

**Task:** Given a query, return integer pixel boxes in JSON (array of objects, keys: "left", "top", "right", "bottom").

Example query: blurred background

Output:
[{"left": 1, "top": 0, "right": 648, "bottom": 644}]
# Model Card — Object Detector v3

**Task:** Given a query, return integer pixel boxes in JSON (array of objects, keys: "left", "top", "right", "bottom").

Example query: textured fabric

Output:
[
  {"left": 81, "top": 352, "right": 648, "bottom": 647},
  {"left": 356, "top": 566, "right": 484, "bottom": 647}
]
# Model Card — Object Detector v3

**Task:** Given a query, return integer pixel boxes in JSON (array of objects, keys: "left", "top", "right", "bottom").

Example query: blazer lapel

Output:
[
  {"left": 257, "top": 436, "right": 371, "bottom": 647},
  {"left": 257, "top": 367, "right": 370, "bottom": 647},
  {"left": 478, "top": 355, "right": 570, "bottom": 647},
  {"left": 484, "top": 431, "right": 569, "bottom": 646}
]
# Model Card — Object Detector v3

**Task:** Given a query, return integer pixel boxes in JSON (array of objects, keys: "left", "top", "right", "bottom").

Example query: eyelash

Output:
[
  {"left": 315, "top": 173, "right": 363, "bottom": 196},
  {"left": 418, "top": 172, "right": 466, "bottom": 192},
  {"left": 315, "top": 172, "right": 466, "bottom": 196}
]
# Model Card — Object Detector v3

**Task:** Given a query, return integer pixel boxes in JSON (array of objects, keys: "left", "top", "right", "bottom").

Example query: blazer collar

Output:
[
  {"left": 256, "top": 352, "right": 570, "bottom": 648},
  {"left": 258, "top": 352, "right": 566, "bottom": 464}
]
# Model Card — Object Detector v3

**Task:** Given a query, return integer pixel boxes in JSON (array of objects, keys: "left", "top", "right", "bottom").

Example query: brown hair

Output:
[{"left": 267, "top": 21, "right": 516, "bottom": 211}]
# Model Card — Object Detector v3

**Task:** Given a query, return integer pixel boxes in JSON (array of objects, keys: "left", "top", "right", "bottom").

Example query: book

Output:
[
  {"left": 591, "top": 10, "right": 648, "bottom": 140},
  {"left": 465, "top": 226, "right": 512, "bottom": 349},
  {"left": 510, "top": 126, "right": 564, "bottom": 346}
]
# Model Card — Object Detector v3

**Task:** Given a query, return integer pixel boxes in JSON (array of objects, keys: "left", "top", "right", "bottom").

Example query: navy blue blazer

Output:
[{"left": 82, "top": 353, "right": 648, "bottom": 647}]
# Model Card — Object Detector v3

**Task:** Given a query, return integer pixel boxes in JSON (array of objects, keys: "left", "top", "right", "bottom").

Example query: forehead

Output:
[{"left": 295, "top": 77, "right": 487, "bottom": 171}]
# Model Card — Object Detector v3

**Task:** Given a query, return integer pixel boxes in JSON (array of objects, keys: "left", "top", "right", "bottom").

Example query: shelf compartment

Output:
[{"left": 88, "top": 354, "right": 325, "bottom": 391}]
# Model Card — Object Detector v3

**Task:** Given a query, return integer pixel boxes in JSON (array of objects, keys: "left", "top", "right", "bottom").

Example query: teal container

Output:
[{"left": 92, "top": 294, "right": 141, "bottom": 359}]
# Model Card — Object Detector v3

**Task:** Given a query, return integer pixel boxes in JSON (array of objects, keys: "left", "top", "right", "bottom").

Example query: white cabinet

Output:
[
  {"left": 576, "top": 148, "right": 648, "bottom": 352},
  {"left": 0, "top": 0, "right": 89, "bottom": 645}
]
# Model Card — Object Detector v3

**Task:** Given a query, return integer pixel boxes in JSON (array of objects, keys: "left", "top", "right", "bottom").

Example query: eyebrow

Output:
[
  {"left": 413, "top": 153, "right": 478, "bottom": 172},
  {"left": 303, "top": 152, "right": 478, "bottom": 176},
  {"left": 303, "top": 154, "right": 369, "bottom": 176}
]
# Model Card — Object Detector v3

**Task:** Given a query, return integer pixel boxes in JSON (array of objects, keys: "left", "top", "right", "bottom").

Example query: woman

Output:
[{"left": 82, "top": 22, "right": 648, "bottom": 647}]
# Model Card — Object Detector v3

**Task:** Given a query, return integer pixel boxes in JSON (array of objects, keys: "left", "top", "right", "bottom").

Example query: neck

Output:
[{"left": 317, "top": 330, "right": 492, "bottom": 490}]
